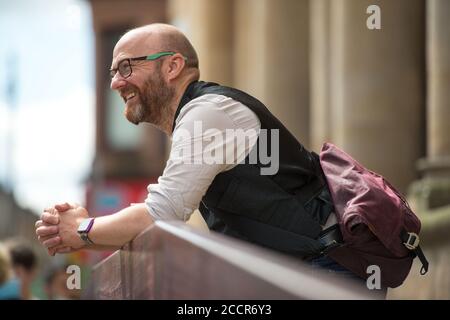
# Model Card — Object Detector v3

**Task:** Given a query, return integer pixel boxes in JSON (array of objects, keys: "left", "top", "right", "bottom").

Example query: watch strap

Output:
[{"left": 78, "top": 218, "right": 95, "bottom": 245}]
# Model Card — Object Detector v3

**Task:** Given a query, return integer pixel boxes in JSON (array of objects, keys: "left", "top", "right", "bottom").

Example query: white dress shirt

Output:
[{"left": 145, "top": 94, "right": 261, "bottom": 221}]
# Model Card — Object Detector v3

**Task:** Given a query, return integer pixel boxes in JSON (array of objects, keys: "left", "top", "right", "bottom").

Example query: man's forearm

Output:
[{"left": 87, "top": 203, "right": 154, "bottom": 247}]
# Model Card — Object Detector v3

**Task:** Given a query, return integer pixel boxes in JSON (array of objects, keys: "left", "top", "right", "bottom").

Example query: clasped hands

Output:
[{"left": 35, "top": 203, "right": 90, "bottom": 256}]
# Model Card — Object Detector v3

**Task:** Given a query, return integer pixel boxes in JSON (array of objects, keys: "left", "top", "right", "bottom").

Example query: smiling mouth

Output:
[{"left": 123, "top": 92, "right": 136, "bottom": 103}]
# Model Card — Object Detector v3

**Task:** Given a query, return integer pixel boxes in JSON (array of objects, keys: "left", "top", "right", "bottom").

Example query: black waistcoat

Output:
[{"left": 172, "top": 81, "right": 334, "bottom": 257}]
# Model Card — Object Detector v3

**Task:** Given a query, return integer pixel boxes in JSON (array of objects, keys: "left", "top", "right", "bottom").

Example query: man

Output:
[{"left": 35, "top": 23, "right": 358, "bottom": 283}]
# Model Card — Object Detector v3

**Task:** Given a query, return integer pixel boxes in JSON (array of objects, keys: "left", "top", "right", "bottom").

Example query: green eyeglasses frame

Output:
[{"left": 110, "top": 51, "right": 188, "bottom": 79}]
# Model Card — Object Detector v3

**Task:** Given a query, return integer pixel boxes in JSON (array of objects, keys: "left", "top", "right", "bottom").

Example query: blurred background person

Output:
[
  {"left": 8, "top": 241, "right": 38, "bottom": 300},
  {"left": 0, "top": 243, "right": 20, "bottom": 300},
  {"left": 44, "top": 264, "right": 80, "bottom": 300}
]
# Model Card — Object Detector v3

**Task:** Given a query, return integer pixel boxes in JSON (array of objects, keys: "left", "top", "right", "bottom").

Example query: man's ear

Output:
[{"left": 166, "top": 53, "right": 186, "bottom": 81}]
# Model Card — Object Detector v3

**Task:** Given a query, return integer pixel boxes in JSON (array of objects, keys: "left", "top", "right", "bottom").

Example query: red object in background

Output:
[
  {"left": 81, "top": 178, "right": 157, "bottom": 264},
  {"left": 85, "top": 178, "right": 157, "bottom": 217}
]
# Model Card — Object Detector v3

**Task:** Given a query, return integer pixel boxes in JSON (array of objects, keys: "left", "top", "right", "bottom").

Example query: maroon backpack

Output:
[{"left": 319, "top": 143, "right": 429, "bottom": 288}]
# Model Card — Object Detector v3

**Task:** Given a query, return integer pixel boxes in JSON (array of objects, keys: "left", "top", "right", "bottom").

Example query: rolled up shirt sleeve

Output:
[{"left": 145, "top": 94, "right": 260, "bottom": 221}]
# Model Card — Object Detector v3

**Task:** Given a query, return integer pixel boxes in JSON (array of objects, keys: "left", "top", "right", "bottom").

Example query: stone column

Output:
[
  {"left": 234, "top": 0, "right": 310, "bottom": 147},
  {"left": 426, "top": 0, "right": 450, "bottom": 165},
  {"left": 411, "top": 0, "right": 450, "bottom": 210},
  {"left": 328, "top": 0, "right": 426, "bottom": 193},
  {"left": 389, "top": 2, "right": 450, "bottom": 300},
  {"left": 168, "top": 0, "right": 234, "bottom": 86},
  {"left": 310, "top": 0, "right": 332, "bottom": 152}
]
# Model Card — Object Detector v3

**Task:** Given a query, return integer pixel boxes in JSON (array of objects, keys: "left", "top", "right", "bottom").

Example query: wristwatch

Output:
[{"left": 77, "top": 218, "right": 95, "bottom": 245}]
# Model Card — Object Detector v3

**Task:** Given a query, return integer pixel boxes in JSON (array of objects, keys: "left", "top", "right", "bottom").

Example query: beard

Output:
[{"left": 124, "top": 69, "right": 174, "bottom": 127}]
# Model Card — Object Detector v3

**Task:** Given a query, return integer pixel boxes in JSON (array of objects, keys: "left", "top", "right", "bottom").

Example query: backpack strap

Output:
[
  {"left": 401, "top": 229, "right": 429, "bottom": 275},
  {"left": 221, "top": 212, "right": 343, "bottom": 259}
]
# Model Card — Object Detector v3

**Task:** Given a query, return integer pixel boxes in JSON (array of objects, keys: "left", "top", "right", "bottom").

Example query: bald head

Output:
[
  {"left": 110, "top": 24, "right": 200, "bottom": 132},
  {"left": 115, "top": 23, "right": 199, "bottom": 69}
]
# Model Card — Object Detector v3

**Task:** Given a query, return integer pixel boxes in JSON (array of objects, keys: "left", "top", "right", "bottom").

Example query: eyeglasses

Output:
[{"left": 109, "top": 51, "right": 187, "bottom": 79}]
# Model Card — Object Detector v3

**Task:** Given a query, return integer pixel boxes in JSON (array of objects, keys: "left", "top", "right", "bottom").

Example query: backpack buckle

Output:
[
  {"left": 317, "top": 224, "right": 343, "bottom": 256},
  {"left": 403, "top": 232, "right": 420, "bottom": 250}
]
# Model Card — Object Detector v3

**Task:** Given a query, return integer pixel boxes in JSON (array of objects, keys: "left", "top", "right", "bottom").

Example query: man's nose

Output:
[{"left": 110, "top": 73, "right": 126, "bottom": 90}]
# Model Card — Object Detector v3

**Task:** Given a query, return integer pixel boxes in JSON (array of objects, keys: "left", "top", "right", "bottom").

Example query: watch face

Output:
[{"left": 78, "top": 218, "right": 92, "bottom": 233}]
